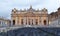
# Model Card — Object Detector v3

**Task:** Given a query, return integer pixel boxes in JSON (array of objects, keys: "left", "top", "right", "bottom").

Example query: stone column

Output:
[
  {"left": 23, "top": 17, "right": 26, "bottom": 25},
  {"left": 38, "top": 18, "right": 40, "bottom": 25},
  {"left": 33, "top": 19, "right": 35, "bottom": 25},
  {"left": 41, "top": 17, "right": 43, "bottom": 25},
  {"left": 34, "top": 19, "right": 36, "bottom": 25},
  {"left": 1, "top": 20, "right": 2, "bottom": 26},
  {"left": 27, "top": 17, "right": 28, "bottom": 25},
  {"left": 32, "top": 19, "right": 33, "bottom": 25},
  {"left": 24, "top": 18, "right": 26, "bottom": 25},
  {"left": 19, "top": 17, "right": 21, "bottom": 25},
  {"left": 36, "top": 19, "right": 38, "bottom": 25},
  {"left": 18, "top": 17, "right": 19, "bottom": 25},
  {"left": 30, "top": 19, "right": 31, "bottom": 25},
  {"left": 15, "top": 17, "right": 18, "bottom": 25},
  {"left": 25, "top": 18, "right": 27, "bottom": 25},
  {"left": 23, "top": 19, "right": 24, "bottom": 25},
  {"left": 40, "top": 17, "right": 41, "bottom": 25},
  {"left": 47, "top": 17, "right": 48, "bottom": 25},
  {"left": 11, "top": 20, "right": 13, "bottom": 26},
  {"left": 31, "top": 19, "right": 33, "bottom": 25}
]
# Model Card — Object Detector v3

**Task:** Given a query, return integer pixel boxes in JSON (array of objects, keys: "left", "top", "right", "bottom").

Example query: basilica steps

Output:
[{"left": 0, "top": 23, "right": 60, "bottom": 33}]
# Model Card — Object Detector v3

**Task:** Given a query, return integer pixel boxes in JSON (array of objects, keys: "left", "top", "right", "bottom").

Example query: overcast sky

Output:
[{"left": 0, "top": 0, "right": 60, "bottom": 19}]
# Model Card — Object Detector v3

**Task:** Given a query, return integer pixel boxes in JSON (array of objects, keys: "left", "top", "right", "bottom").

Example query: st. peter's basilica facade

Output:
[{"left": 11, "top": 6, "right": 48, "bottom": 26}]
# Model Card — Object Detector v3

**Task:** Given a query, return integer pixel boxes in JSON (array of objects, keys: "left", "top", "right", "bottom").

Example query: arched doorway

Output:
[
  {"left": 13, "top": 20, "right": 15, "bottom": 25},
  {"left": 44, "top": 20, "right": 46, "bottom": 25}
]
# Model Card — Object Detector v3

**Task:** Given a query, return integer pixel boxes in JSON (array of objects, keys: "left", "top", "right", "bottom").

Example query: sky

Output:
[{"left": 0, "top": 0, "right": 60, "bottom": 19}]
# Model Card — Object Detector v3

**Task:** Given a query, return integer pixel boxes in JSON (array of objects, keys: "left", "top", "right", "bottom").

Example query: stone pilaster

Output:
[
  {"left": 30, "top": 19, "right": 31, "bottom": 25},
  {"left": 38, "top": 19, "right": 39, "bottom": 25},
  {"left": 33, "top": 19, "right": 35, "bottom": 25},
  {"left": 24, "top": 18, "right": 26, "bottom": 25},
  {"left": 27, "top": 17, "right": 28, "bottom": 25},
  {"left": 15, "top": 17, "right": 18, "bottom": 25},
  {"left": 47, "top": 17, "right": 48, "bottom": 25},
  {"left": 1, "top": 20, "right": 2, "bottom": 26},
  {"left": 19, "top": 17, "right": 21, "bottom": 25},
  {"left": 11, "top": 19, "right": 13, "bottom": 26}
]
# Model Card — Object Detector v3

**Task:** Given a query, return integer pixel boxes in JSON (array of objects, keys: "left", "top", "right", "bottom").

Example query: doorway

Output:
[
  {"left": 44, "top": 20, "right": 46, "bottom": 25},
  {"left": 13, "top": 20, "right": 15, "bottom": 25}
]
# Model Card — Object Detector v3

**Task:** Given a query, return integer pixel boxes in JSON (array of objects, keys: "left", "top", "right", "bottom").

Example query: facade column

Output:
[
  {"left": 24, "top": 17, "right": 26, "bottom": 25},
  {"left": 18, "top": 17, "right": 19, "bottom": 25},
  {"left": 47, "top": 17, "right": 48, "bottom": 25},
  {"left": 11, "top": 17, "right": 13, "bottom": 26},
  {"left": 1, "top": 20, "right": 2, "bottom": 26},
  {"left": 30, "top": 19, "right": 31, "bottom": 25},
  {"left": 34, "top": 19, "right": 36, "bottom": 25},
  {"left": 23, "top": 18, "right": 25, "bottom": 25},
  {"left": 40, "top": 17, "right": 43, "bottom": 25},
  {"left": 25, "top": 18, "right": 27, "bottom": 25},
  {"left": 27, "top": 17, "right": 29, "bottom": 25},
  {"left": 38, "top": 18, "right": 40, "bottom": 25},
  {"left": 25, "top": 17, "right": 27, "bottom": 25},
  {"left": 11, "top": 20, "right": 13, "bottom": 26},
  {"left": 41, "top": 17, "right": 43, "bottom": 25},
  {"left": 40, "top": 17, "right": 41, "bottom": 25},
  {"left": 23, "top": 19, "right": 24, "bottom": 25},
  {"left": 19, "top": 18, "right": 20, "bottom": 25},
  {"left": 37, "top": 19, "right": 39, "bottom": 25},
  {"left": 32, "top": 19, "right": 34, "bottom": 25},
  {"left": 33, "top": 19, "right": 35, "bottom": 25},
  {"left": 15, "top": 17, "right": 18, "bottom": 25},
  {"left": 31, "top": 19, "right": 33, "bottom": 25}
]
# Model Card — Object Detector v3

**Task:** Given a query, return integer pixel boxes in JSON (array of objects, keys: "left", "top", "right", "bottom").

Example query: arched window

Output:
[
  {"left": 44, "top": 20, "right": 46, "bottom": 25},
  {"left": 13, "top": 20, "right": 15, "bottom": 25}
]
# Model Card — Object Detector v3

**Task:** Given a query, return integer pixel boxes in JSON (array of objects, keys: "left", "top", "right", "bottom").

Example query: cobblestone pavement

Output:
[{"left": 0, "top": 27, "right": 60, "bottom": 36}]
